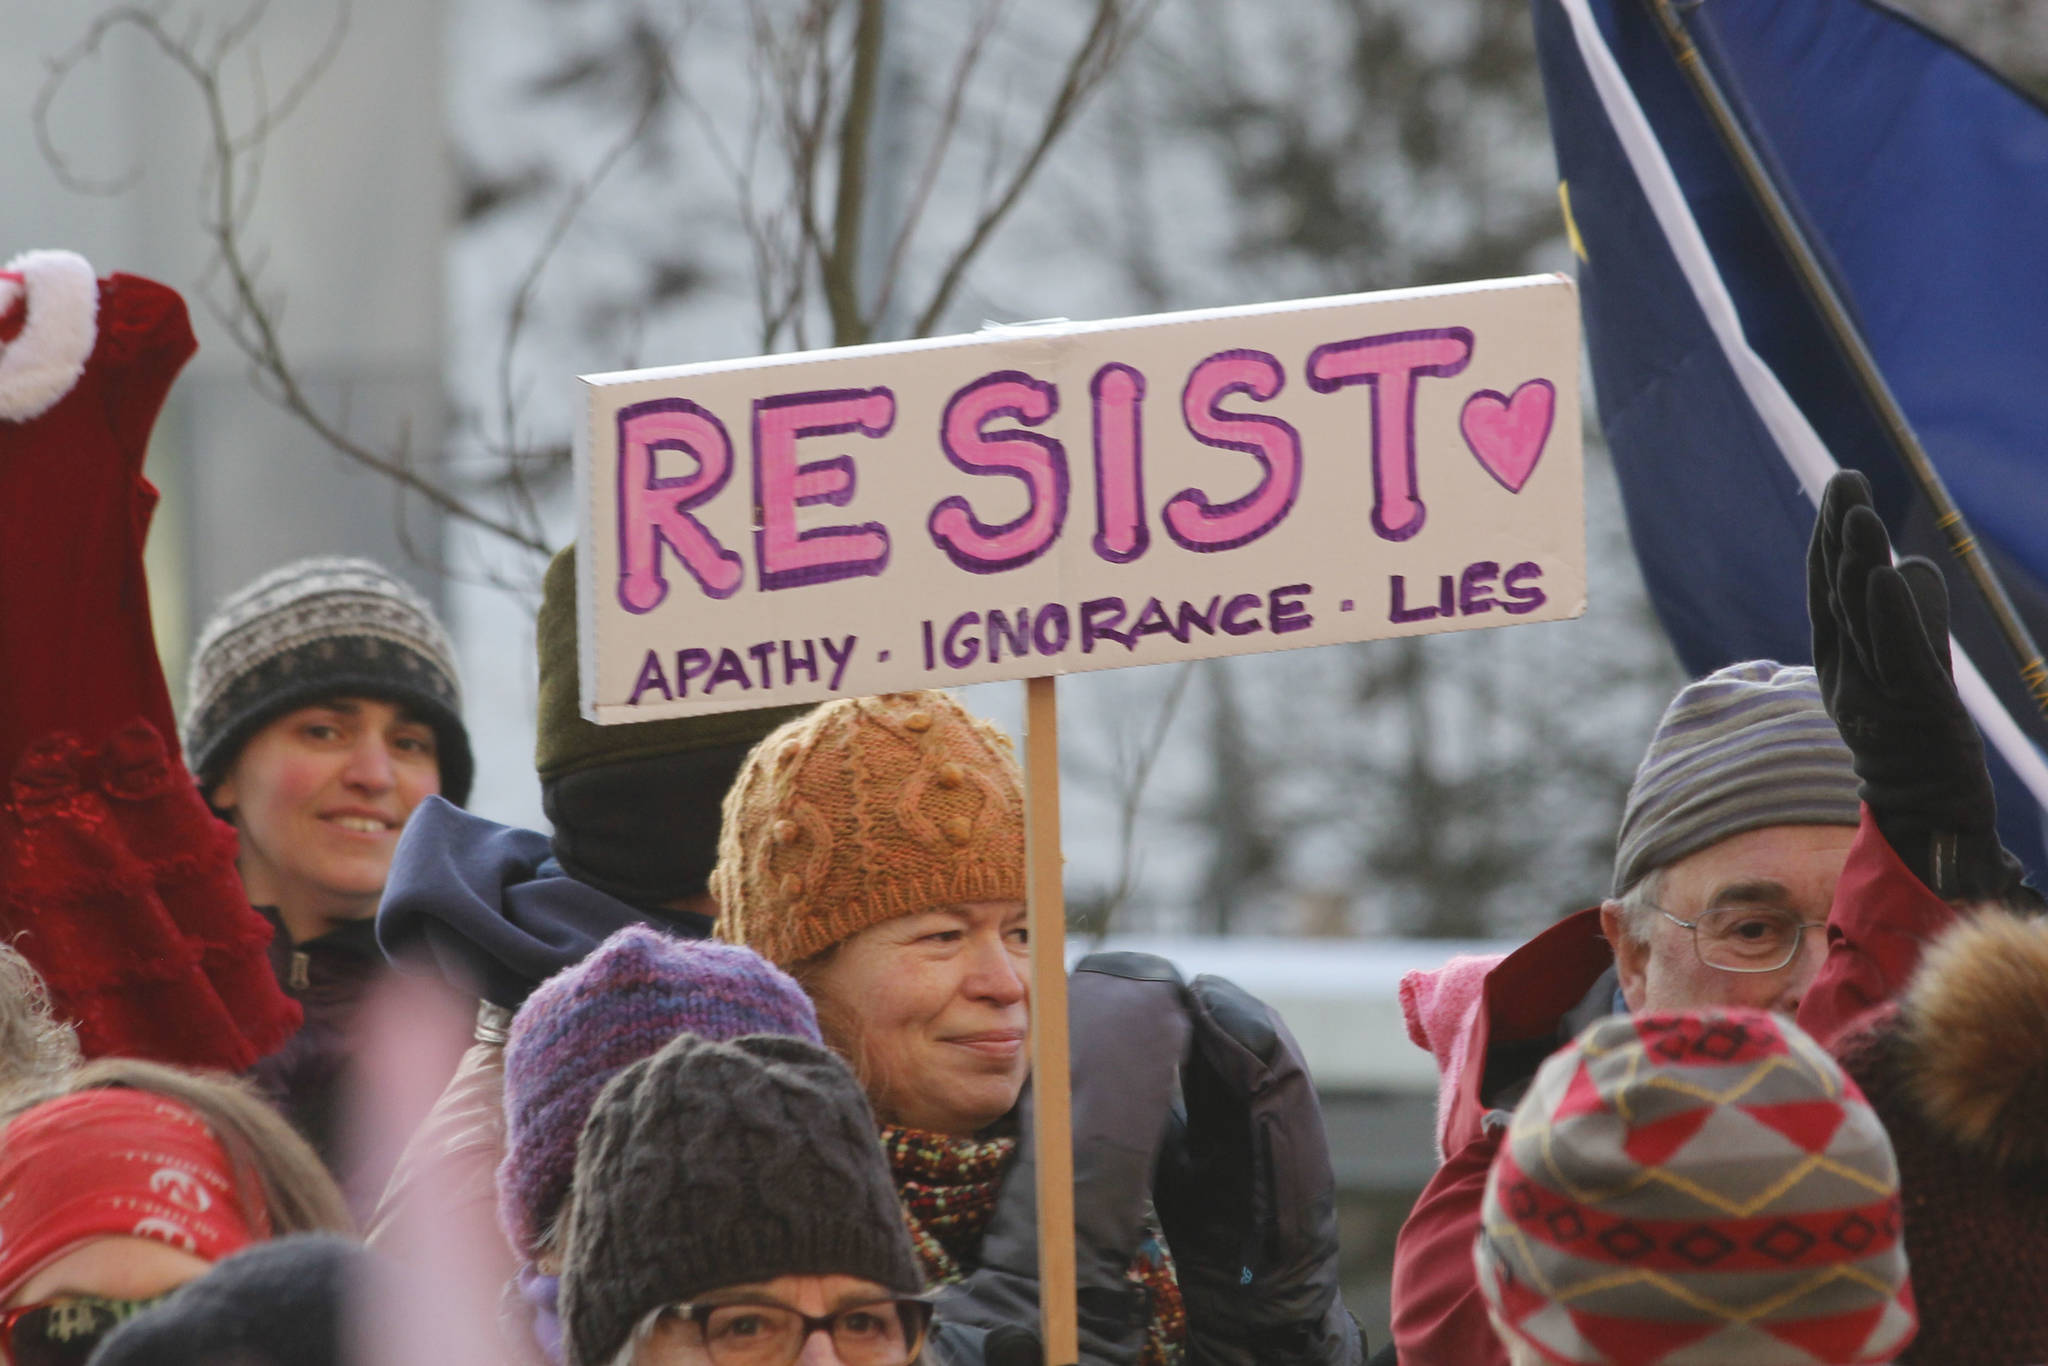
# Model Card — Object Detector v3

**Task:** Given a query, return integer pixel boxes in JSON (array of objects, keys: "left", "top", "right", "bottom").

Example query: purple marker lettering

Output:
[
  {"left": 1502, "top": 562, "right": 1547, "bottom": 615},
  {"left": 1306, "top": 328, "right": 1473, "bottom": 542},
  {"left": 1089, "top": 363, "right": 1148, "bottom": 563},
  {"left": 676, "top": 648, "right": 714, "bottom": 697},
  {"left": 1130, "top": 597, "right": 1183, "bottom": 643},
  {"left": 1080, "top": 597, "right": 1131, "bottom": 652},
  {"left": 943, "top": 612, "right": 983, "bottom": 668},
  {"left": 922, "top": 620, "right": 936, "bottom": 671},
  {"left": 988, "top": 608, "right": 1031, "bottom": 663},
  {"left": 1165, "top": 350, "right": 1302, "bottom": 553},
  {"left": 1177, "top": 596, "right": 1221, "bottom": 638},
  {"left": 748, "top": 640, "right": 777, "bottom": 688},
  {"left": 705, "top": 648, "right": 752, "bottom": 694},
  {"left": 1436, "top": 576, "right": 1455, "bottom": 616},
  {"left": 754, "top": 388, "right": 894, "bottom": 591},
  {"left": 616, "top": 399, "right": 745, "bottom": 612},
  {"left": 1269, "top": 584, "right": 1313, "bottom": 634},
  {"left": 822, "top": 635, "right": 857, "bottom": 689},
  {"left": 629, "top": 650, "right": 672, "bottom": 705},
  {"left": 782, "top": 639, "right": 820, "bottom": 686},
  {"left": 1388, "top": 576, "right": 1439, "bottom": 624},
  {"left": 1459, "top": 561, "right": 1500, "bottom": 616},
  {"left": 928, "top": 371, "right": 1067, "bottom": 573},
  {"left": 1032, "top": 604, "right": 1071, "bottom": 656},
  {"left": 1220, "top": 593, "right": 1263, "bottom": 636}
]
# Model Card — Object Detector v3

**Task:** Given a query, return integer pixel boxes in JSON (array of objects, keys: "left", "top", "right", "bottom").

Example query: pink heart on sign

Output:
[{"left": 1460, "top": 379, "right": 1555, "bottom": 493}]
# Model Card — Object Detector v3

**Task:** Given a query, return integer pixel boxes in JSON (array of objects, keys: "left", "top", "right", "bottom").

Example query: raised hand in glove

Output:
[
  {"left": 934, "top": 952, "right": 1191, "bottom": 1365},
  {"left": 1154, "top": 975, "right": 1364, "bottom": 1366},
  {"left": 1807, "top": 469, "right": 2033, "bottom": 903}
]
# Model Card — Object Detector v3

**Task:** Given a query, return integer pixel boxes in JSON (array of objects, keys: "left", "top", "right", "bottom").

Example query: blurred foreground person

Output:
[
  {"left": 1475, "top": 1010, "right": 1914, "bottom": 1365},
  {"left": 87, "top": 1234, "right": 369, "bottom": 1366},
  {"left": 558, "top": 1032, "right": 931, "bottom": 1366},
  {"left": 184, "top": 556, "right": 471, "bottom": 1172},
  {"left": 497, "top": 928, "right": 823, "bottom": 1364},
  {"left": 368, "top": 546, "right": 804, "bottom": 1283},
  {"left": 717, "top": 691, "right": 1362, "bottom": 1366},
  {"left": 0, "top": 1059, "right": 349, "bottom": 1365}
]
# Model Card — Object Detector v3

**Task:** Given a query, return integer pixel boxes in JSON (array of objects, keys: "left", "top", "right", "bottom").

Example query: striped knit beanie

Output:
[
  {"left": 1476, "top": 1009, "right": 1916, "bottom": 1366},
  {"left": 712, "top": 691, "right": 1025, "bottom": 969},
  {"left": 497, "top": 926, "right": 820, "bottom": 1258},
  {"left": 1612, "top": 662, "right": 1858, "bottom": 897},
  {"left": 183, "top": 557, "right": 471, "bottom": 806}
]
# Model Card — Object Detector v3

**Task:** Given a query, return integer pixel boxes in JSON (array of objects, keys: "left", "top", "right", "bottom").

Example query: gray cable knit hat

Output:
[
  {"left": 560, "top": 1032, "right": 924, "bottom": 1366},
  {"left": 182, "top": 557, "right": 472, "bottom": 807},
  {"left": 1612, "top": 661, "right": 1860, "bottom": 896}
]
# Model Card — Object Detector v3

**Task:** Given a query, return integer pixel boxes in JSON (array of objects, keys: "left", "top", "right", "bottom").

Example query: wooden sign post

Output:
[{"left": 574, "top": 276, "right": 1585, "bottom": 1364}]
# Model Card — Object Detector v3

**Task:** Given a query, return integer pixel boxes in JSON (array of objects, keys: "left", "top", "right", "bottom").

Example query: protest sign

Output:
[
  {"left": 575, "top": 275, "right": 1583, "bottom": 1364},
  {"left": 576, "top": 274, "right": 1584, "bottom": 722}
]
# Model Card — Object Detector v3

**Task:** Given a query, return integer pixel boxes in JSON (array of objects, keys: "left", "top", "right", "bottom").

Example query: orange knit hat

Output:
[{"left": 712, "top": 691, "right": 1026, "bottom": 967}]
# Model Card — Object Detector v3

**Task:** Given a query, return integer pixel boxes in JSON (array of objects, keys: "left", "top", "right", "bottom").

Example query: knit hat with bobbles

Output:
[{"left": 712, "top": 691, "right": 1025, "bottom": 968}]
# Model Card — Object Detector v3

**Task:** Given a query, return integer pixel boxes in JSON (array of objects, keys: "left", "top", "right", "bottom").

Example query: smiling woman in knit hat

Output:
[
  {"left": 712, "top": 693, "right": 1192, "bottom": 1366},
  {"left": 182, "top": 555, "right": 472, "bottom": 1174},
  {"left": 713, "top": 691, "right": 1030, "bottom": 1145}
]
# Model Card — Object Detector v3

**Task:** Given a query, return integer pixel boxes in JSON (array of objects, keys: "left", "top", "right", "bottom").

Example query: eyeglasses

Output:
[
  {"left": 640, "top": 1296, "right": 933, "bottom": 1366},
  {"left": 0, "top": 1291, "right": 174, "bottom": 1366},
  {"left": 1651, "top": 903, "right": 1827, "bottom": 974}
]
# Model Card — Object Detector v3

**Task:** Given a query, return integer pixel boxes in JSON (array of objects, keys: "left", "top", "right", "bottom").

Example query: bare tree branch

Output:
[
  {"left": 822, "top": 0, "right": 885, "bottom": 345},
  {"left": 870, "top": 0, "right": 1008, "bottom": 329},
  {"left": 35, "top": 2, "right": 551, "bottom": 558},
  {"left": 912, "top": 0, "right": 1162, "bottom": 337}
]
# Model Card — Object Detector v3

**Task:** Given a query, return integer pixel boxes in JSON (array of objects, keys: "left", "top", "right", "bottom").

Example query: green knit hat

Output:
[
  {"left": 533, "top": 546, "right": 807, "bottom": 780},
  {"left": 535, "top": 546, "right": 809, "bottom": 905}
]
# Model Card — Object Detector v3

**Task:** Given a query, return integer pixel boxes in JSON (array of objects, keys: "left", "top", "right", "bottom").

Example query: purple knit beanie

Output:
[{"left": 496, "top": 926, "right": 820, "bottom": 1258}]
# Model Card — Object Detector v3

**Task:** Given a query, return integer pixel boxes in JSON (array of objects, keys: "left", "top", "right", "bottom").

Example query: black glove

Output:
[
  {"left": 1807, "top": 470, "right": 2034, "bottom": 903},
  {"left": 1154, "top": 975, "right": 1364, "bottom": 1366},
  {"left": 935, "top": 952, "right": 1192, "bottom": 1365}
]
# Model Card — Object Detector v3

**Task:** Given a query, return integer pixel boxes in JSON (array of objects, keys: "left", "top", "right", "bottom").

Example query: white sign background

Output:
[{"left": 578, "top": 275, "right": 1584, "bottom": 721}]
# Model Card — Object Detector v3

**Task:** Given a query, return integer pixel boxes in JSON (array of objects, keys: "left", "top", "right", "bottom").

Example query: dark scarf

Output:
[{"left": 880, "top": 1125, "right": 1186, "bottom": 1366}]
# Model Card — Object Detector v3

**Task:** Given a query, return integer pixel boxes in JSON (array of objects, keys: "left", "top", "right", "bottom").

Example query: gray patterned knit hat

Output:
[
  {"left": 182, "top": 557, "right": 472, "bottom": 807},
  {"left": 1612, "top": 661, "right": 1859, "bottom": 897},
  {"left": 561, "top": 1032, "right": 924, "bottom": 1366}
]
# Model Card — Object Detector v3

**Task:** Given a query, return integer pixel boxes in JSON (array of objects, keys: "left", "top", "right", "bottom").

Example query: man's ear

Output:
[{"left": 1600, "top": 900, "right": 1648, "bottom": 1013}]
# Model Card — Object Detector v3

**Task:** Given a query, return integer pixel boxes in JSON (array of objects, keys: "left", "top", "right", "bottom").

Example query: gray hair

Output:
[
  {"left": 0, "top": 941, "right": 79, "bottom": 1103},
  {"left": 1610, "top": 867, "right": 1668, "bottom": 949}
]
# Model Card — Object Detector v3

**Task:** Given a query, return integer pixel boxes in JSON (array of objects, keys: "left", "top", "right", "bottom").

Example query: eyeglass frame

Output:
[
  {"left": 1646, "top": 902, "right": 1828, "bottom": 974},
  {"left": 635, "top": 1293, "right": 935, "bottom": 1366},
  {"left": 0, "top": 1290, "right": 177, "bottom": 1365}
]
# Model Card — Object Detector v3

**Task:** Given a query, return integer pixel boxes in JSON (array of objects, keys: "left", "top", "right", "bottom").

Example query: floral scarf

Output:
[{"left": 880, "top": 1125, "right": 1186, "bottom": 1366}]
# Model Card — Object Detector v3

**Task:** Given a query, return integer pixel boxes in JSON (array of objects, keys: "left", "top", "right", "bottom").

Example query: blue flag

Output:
[{"left": 1531, "top": 0, "right": 2048, "bottom": 875}]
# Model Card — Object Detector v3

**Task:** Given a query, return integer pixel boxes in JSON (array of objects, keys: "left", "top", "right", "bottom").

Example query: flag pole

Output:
[{"left": 1642, "top": 0, "right": 2048, "bottom": 717}]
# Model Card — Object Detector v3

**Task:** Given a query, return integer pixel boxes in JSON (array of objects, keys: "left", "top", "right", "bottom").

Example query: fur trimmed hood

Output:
[
  {"left": 0, "top": 250, "right": 97, "bottom": 422},
  {"left": 1897, "top": 910, "right": 2048, "bottom": 1169}
]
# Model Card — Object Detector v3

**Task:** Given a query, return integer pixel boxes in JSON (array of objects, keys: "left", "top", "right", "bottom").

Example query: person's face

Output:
[
  {"left": 809, "top": 901, "right": 1029, "bottom": 1136},
  {"left": 3, "top": 1236, "right": 213, "bottom": 1365},
  {"left": 210, "top": 697, "right": 441, "bottom": 937},
  {"left": 1604, "top": 823, "right": 1857, "bottom": 1014},
  {"left": 633, "top": 1274, "right": 916, "bottom": 1366}
]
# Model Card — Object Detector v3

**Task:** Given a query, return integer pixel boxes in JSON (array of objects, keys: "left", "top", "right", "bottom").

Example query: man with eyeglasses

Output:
[{"left": 1384, "top": 472, "right": 2042, "bottom": 1366}]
